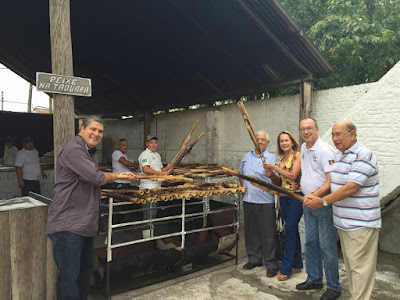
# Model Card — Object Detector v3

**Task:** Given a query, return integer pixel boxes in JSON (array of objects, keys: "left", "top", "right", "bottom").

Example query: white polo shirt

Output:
[
  {"left": 138, "top": 148, "right": 163, "bottom": 189},
  {"left": 300, "top": 138, "right": 336, "bottom": 195}
]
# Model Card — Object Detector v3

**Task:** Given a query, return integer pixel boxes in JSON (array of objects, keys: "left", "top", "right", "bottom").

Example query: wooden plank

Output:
[
  {"left": 46, "top": 235, "right": 57, "bottom": 300},
  {"left": 9, "top": 209, "right": 32, "bottom": 300},
  {"left": 0, "top": 211, "right": 11, "bottom": 300},
  {"left": 30, "top": 207, "right": 48, "bottom": 299}
]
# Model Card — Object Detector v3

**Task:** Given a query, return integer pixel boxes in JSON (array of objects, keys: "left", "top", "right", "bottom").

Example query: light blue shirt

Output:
[{"left": 239, "top": 149, "right": 278, "bottom": 204}]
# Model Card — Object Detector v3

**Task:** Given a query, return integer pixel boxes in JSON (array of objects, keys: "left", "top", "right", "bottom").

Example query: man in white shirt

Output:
[
  {"left": 138, "top": 135, "right": 172, "bottom": 239},
  {"left": 138, "top": 135, "right": 172, "bottom": 189},
  {"left": 296, "top": 118, "right": 341, "bottom": 300},
  {"left": 15, "top": 137, "right": 47, "bottom": 196},
  {"left": 2, "top": 137, "right": 18, "bottom": 166},
  {"left": 112, "top": 138, "right": 138, "bottom": 189}
]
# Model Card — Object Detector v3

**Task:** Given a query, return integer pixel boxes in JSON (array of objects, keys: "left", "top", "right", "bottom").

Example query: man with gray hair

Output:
[
  {"left": 239, "top": 130, "right": 281, "bottom": 277},
  {"left": 305, "top": 120, "right": 380, "bottom": 300},
  {"left": 46, "top": 115, "right": 137, "bottom": 300},
  {"left": 112, "top": 138, "right": 138, "bottom": 189}
]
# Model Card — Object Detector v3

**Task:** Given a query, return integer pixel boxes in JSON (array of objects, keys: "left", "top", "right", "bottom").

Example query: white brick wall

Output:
[{"left": 318, "top": 61, "right": 400, "bottom": 200}]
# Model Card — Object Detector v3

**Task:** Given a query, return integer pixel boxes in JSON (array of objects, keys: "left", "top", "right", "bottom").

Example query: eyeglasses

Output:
[
  {"left": 331, "top": 130, "right": 352, "bottom": 138},
  {"left": 299, "top": 126, "right": 315, "bottom": 132}
]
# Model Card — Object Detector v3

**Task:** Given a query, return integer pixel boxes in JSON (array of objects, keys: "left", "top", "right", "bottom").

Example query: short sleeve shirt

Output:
[
  {"left": 112, "top": 150, "right": 132, "bottom": 183},
  {"left": 300, "top": 138, "right": 336, "bottom": 195},
  {"left": 138, "top": 148, "right": 163, "bottom": 189},
  {"left": 239, "top": 149, "right": 278, "bottom": 204},
  {"left": 331, "top": 141, "right": 381, "bottom": 230},
  {"left": 3, "top": 146, "right": 18, "bottom": 166},
  {"left": 14, "top": 148, "right": 41, "bottom": 180}
]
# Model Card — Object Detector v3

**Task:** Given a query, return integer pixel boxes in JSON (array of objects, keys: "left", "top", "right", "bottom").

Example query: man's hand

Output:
[
  {"left": 303, "top": 194, "right": 323, "bottom": 209},
  {"left": 18, "top": 179, "right": 24, "bottom": 188},
  {"left": 120, "top": 172, "right": 137, "bottom": 181},
  {"left": 263, "top": 163, "right": 275, "bottom": 171}
]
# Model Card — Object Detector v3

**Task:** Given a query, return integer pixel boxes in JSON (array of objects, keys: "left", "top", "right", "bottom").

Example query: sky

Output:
[{"left": 0, "top": 63, "right": 50, "bottom": 112}]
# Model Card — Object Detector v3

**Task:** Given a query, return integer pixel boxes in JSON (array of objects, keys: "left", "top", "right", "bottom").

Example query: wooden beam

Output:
[
  {"left": 49, "top": 0, "right": 75, "bottom": 169},
  {"left": 237, "top": 0, "right": 312, "bottom": 76},
  {"left": 300, "top": 81, "right": 312, "bottom": 120},
  {"left": 144, "top": 112, "right": 151, "bottom": 149},
  {"left": 48, "top": 0, "right": 74, "bottom": 297}
]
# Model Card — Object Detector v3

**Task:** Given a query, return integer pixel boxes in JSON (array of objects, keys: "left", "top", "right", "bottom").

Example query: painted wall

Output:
[
  {"left": 0, "top": 167, "right": 54, "bottom": 200},
  {"left": 102, "top": 61, "right": 400, "bottom": 253},
  {"left": 103, "top": 59, "right": 400, "bottom": 202}
]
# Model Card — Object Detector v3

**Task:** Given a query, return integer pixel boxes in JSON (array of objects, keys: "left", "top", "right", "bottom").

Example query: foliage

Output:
[{"left": 279, "top": 0, "right": 400, "bottom": 89}]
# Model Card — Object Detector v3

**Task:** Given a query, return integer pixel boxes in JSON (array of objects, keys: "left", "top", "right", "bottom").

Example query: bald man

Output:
[{"left": 304, "top": 121, "right": 381, "bottom": 300}]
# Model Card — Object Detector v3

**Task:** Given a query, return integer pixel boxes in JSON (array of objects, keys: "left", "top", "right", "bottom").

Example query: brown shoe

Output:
[
  {"left": 292, "top": 268, "right": 302, "bottom": 274},
  {"left": 277, "top": 272, "right": 290, "bottom": 281}
]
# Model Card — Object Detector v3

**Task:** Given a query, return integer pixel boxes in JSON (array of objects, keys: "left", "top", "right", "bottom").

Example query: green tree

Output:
[{"left": 280, "top": 0, "right": 400, "bottom": 89}]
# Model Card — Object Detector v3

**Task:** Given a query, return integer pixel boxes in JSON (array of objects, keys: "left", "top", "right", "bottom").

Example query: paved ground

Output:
[{"left": 90, "top": 227, "right": 400, "bottom": 300}]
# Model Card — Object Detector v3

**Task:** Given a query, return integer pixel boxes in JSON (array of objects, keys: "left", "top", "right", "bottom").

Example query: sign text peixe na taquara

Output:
[{"left": 36, "top": 72, "right": 92, "bottom": 97}]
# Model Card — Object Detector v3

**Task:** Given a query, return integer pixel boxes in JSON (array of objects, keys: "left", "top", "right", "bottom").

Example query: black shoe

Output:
[
  {"left": 320, "top": 289, "right": 341, "bottom": 300},
  {"left": 296, "top": 280, "right": 323, "bottom": 290},
  {"left": 266, "top": 269, "right": 278, "bottom": 277},
  {"left": 242, "top": 262, "right": 263, "bottom": 270}
]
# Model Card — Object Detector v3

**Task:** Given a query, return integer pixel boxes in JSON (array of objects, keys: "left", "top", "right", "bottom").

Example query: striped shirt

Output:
[{"left": 331, "top": 141, "right": 381, "bottom": 231}]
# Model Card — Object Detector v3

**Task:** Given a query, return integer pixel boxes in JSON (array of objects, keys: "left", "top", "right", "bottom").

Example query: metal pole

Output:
[
  {"left": 1, "top": 91, "right": 3, "bottom": 111},
  {"left": 106, "top": 196, "right": 114, "bottom": 299}
]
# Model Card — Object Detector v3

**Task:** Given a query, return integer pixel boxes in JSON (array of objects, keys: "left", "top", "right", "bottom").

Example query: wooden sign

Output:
[{"left": 36, "top": 72, "right": 92, "bottom": 97}]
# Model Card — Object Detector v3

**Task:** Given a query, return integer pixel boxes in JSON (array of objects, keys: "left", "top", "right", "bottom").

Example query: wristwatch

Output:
[{"left": 322, "top": 197, "right": 328, "bottom": 206}]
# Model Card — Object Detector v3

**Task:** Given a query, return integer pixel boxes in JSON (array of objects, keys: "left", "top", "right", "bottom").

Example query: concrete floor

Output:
[{"left": 91, "top": 228, "right": 400, "bottom": 300}]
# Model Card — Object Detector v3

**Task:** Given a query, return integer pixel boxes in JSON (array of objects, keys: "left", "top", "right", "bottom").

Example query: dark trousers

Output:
[
  {"left": 21, "top": 179, "right": 41, "bottom": 196},
  {"left": 279, "top": 195, "right": 304, "bottom": 275},
  {"left": 243, "top": 202, "right": 278, "bottom": 270},
  {"left": 48, "top": 231, "right": 94, "bottom": 300}
]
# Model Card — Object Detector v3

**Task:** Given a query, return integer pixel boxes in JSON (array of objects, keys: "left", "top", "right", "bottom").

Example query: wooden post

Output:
[
  {"left": 27, "top": 83, "right": 32, "bottom": 113},
  {"left": 144, "top": 112, "right": 151, "bottom": 149},
  {"left": 49, "top": 0, "right": 75, "bottom": 166},
  {"left": 0, "top": 211, "right": 11, "bottom": 300},
  {"left": 48, "top": 0, "right": 75, "bottom": 297},
  {"left": 300, "top": 81, "right": 312, "bottom": 120}
]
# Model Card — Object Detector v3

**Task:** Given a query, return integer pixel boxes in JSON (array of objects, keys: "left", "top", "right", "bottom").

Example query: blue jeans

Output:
[
  {"left": 303, "top": 205, "right": 341, "bottom": 292},
  {"left": 279, "top": 195, "right": 303, "bottom": 276},
  {"left": 48, "top": 231, "right": 94, "bottom": 300}
]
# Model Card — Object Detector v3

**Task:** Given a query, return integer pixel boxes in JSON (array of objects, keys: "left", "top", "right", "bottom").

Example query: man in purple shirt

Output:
[{"left": 46, "top": 115, "right": 136, "bottom": 300}]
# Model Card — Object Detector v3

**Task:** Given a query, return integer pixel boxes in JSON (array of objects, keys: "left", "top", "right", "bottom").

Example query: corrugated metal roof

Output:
[{"left": 0, "top": 0, "right": 332, "bottom": 117}]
